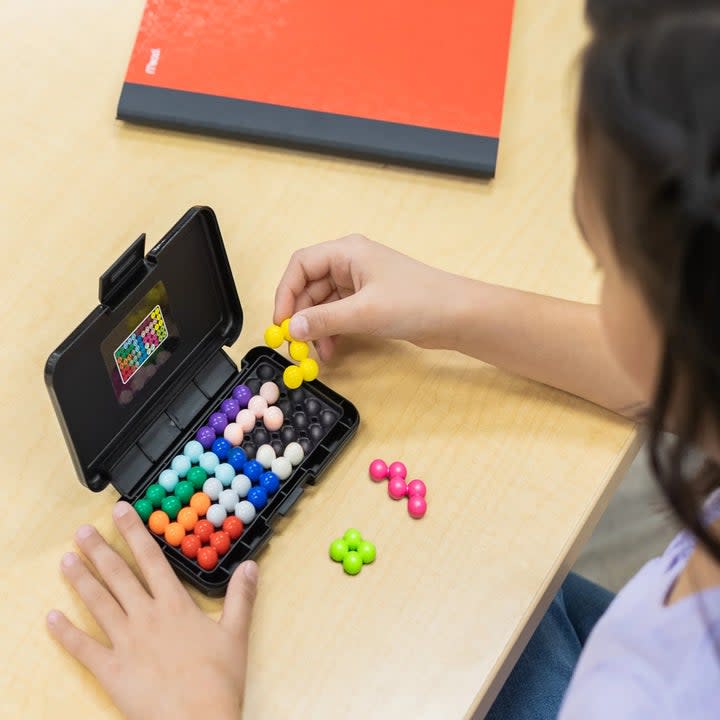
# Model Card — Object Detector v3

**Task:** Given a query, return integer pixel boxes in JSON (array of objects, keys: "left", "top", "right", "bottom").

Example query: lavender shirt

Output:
[{"left": 559, "top": 492, "right": 720, "bottom": 719}]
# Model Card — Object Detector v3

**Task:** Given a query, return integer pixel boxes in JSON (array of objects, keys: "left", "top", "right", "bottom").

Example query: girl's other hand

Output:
[{"left": 47, "top": 501, "right": 257, "bottom": 720}]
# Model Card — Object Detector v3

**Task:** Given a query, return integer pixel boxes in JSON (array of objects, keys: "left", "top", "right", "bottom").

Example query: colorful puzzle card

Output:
[
  {"left": 100, "top": 281, "right": 178, "bottom": 404},
  {"left": 114, "top": 305, "right": 169, "bottom": 384}
]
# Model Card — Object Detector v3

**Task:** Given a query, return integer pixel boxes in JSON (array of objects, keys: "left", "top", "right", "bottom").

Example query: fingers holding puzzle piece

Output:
[{"left": 265, "top": 319, "right": 320, "bottom": 389}]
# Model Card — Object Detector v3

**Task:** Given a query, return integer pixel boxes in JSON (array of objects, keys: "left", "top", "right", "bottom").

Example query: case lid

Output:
[{"left": 45, "top": 207, "right": 242, "bottom": 491}]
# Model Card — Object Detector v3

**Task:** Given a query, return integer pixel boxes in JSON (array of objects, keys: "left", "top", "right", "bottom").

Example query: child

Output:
[{"left": 48, "top": 2, "right": 720, "bottom": 718}]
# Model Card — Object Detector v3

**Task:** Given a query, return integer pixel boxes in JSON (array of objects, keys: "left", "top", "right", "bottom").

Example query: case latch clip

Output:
[{"left": 99, "top": 234, "right": 147, "bottom": 308}]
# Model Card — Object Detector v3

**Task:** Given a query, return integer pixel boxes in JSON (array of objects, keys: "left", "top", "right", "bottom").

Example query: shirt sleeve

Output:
[{"left": 558, "top": 667, "right": 663, "bottom": 720}]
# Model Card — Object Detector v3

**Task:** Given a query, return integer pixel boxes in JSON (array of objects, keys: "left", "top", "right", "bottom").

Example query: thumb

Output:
[
  {"left": 220, "top": 561, "right": 258, "bottom": 638},
  {"left": 290, "top": 295, "right": 364, "bottom": 341}
]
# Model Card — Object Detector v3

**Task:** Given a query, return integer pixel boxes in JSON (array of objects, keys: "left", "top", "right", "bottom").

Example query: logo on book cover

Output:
[{"left": 145, "top": 48, "right": 161, "bottom": 75}]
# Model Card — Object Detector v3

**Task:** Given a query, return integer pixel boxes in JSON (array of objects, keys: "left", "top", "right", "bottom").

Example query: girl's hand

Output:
[
  {"left": 274, "top": 234, "right": 460, "bottom": 360},
  {"left": 47, "top": 501, "right": 257, "bottom": 720},
  {"left": 275, "top": 237, "right": 648, "bottom": 419}
]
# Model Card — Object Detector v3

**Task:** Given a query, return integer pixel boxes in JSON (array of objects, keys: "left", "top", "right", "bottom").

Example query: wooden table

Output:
[{"left": 0, "top": 2, "right": 639, "bottom": 718}]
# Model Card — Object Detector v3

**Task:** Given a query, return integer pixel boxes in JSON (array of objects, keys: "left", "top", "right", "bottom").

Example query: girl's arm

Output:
[
  {"left": 274, "top": 235, "right": 646, "bottom": 419},
  {"left": 449, "top": 278, "right": 646, "bottom": 418}
]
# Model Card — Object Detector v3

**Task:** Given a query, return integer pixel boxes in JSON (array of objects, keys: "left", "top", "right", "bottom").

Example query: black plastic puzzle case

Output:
[{"left": 45, "top": 207, "right": 359, "bottom": 596}]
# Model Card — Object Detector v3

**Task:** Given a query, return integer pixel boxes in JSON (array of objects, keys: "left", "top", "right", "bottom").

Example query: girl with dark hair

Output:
[{"left": 47, "top": 3, "right": 720, "bottom": 718}]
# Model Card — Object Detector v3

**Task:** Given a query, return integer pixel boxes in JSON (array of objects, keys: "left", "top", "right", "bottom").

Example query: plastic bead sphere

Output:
[
  {"left": 199, "top": 452, "right": 220, "bottom": 475},
  {"left": 264, "top": 323, "right": 284, "bottom": 348},
  {"left": 259, "top": 471, "right": 280, "bottom": 495},
  {"left": 190, "top": 492, "right": 211, "bottom": 517},
  {"left": 234, "top": 500, "right": 256, "bottom": 524},
  {"left": 271, "top": 456, "right": 293, "bottom": 481},
  {"left": 145, "top": 484, "right": 166, "bottom": 508},
  {"left": 248, "top": 395, "right": 268, "bottom": 418},
  {"left": 202, "top": 477, "right": 223, "bottom": 502},
  {"left": 193, "top": 519, "right": 214, "bottom": 544},
  {"left": 284, "top": 442, "right": 304, "bottom": 466},
  {"left": 259, "top": 381, "right": 280, "bottom": 404},
  {"left": 242, "top": 460, "right": 264, "bottom": 483},
  {"left": 232, "top": 384, "right": 253, "bottom": 408},
  {"left": 357, "top": 541, "right": 376, "bottom": 564},
  {"left": 186, "top": 466, "right": 208, "bottom": 491},
  {"left": 231, "top": 474, "right": 252, "bottom": 498},
  {"left": 183, "top": 440, "right": 204, "bottom": 463},
  {"left": 388, "top": 477, "right": 408, "bottom": 501},
  {"left": 247, "top": 486, "right": 268, "bottom": 510},
  {"left": 343, "top": 528, "right": 362, "bottom": 550},
  {"left": 263, "top": 406, "right": 284, "bottom": 431},
  {"left": 177, "top": 507, "right": 198, "bottom": 532},
  {"left": 158, "top": 469, "right": 179, "bottom": 493},
  {"left": 220, "top": 398, "right": 240, "bottom": 421},
  {"left": 215, "top": 463, "right": 236, "bottom": 487},
  {"left": 299, "top": 358, "right": 319, "bottom": 381},
  {"left": 283, "top": 365, "right": 303, "bottom": 390},
  {"left": 223, "top": 423, "right": 244, "bottom": 446},
  {"left": 160, "top": 495, "right": 182, "bottom": 520},
  {"left": 148, "top": 510, "right": 169, "bottom": 535},
  {"left": 223, "top": 516, "right": 244, "bottom": 540},
  {"left": 174, "top": 480, "right": 194, "bottom": 505},
  {"left": 197, "top": 546, "right": 219, "bottom": 571},
  {"left": 211, "top": 437, "right": 232, "bottom": 461},
  {"left": 208, "top": 412, "right": 228, "bottom": 435},
  {"left": 171, "top": 455, "right": 191, "bottom": 478},
  {"left": 133, "top": 498, "right": 153, "bottom": 523},
  {"left": 255, "top": 444, "right": 276, "bottom": 469},
  {"left": 209, "top": 531, "right": 231, "bottom": 556},
  {"left": 369, "top": 459, "right": 388, "bottom": 482},
  {"left": 289, "top": 340, "right": 309, "bottom": 361},
  {"left": 227, "top": 447, "right": 248, "bottom": 471},
  {"left": 218, "top": 488, "right": 240, "bottom": 512},
  {"left": 206, "top": 504, "right": 227, "bottom": 528},
  {"left": 164, "top": 522, "right": 186, "bottom": 547},
  {"left": 329, "top": 539, "right": 348, "bottom": 562},
  {"left": 407, "top": 479, "right": 427, "bottom": 498},
  {"left": 180, "top": 534, "right": 201, "bottom": 559},
  {"left": 235, "top": 409, "right": 256, "bottom": 433},
  {"left": 195, "top": 425, "right": 216, "bottom": 450},
  {"left": 280, "top": 318, "right": 293, "bottom": 341},
  {"left": 388, "top": 461, "right": 407, "bottom": 480},
  {"left": 408, "top": 495, "right": 427, "bottom": 519},
  {"left": 342, "top": 551, "right": 363, "bottom": 576}
]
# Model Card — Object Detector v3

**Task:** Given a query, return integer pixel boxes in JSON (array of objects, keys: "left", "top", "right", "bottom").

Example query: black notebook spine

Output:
[{"left": 117, "top": 82, "right": 498, "bottom": 178}]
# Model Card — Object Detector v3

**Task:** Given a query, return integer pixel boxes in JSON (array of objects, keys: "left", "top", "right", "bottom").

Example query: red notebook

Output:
[{"left": 118, "top": 1, "right": 515, "bottom": 177}]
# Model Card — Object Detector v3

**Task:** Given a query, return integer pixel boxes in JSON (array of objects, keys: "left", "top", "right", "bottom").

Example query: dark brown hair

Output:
[{"left": 579, "top": 2, "right": 720, "bottom": 563}]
